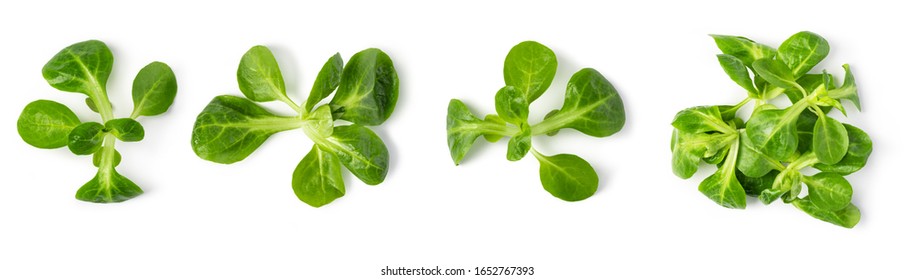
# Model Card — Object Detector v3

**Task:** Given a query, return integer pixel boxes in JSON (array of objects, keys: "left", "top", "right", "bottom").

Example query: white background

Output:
[{"left": 1, "top": 1, "right": 912, "bottom": 279}]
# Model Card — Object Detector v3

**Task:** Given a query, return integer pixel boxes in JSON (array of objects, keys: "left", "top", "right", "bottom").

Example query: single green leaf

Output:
[
  {"left": 322, "top": 125, "right": 389, "bottom": 185},
  {"left": 303, "top": 104, "right": 334, "bottom": 139},
  {"left": 671, "top": 106, "right": 731, "bottom": 134},
  {"left": 75, "top": 168, "right": 143, "bottom": 203},
  {"left": 795, "top": 109, "right": 818, "bottom": 154},
  {"left": 736, "top": 169, "right": 778, "bottom": 196},
  {"left": 752, "top": 59, "right": 800, "bottom": 90},
  {"left": 716, "top": 54, "right": 758, "bottom": 95},
  {"left": 131, "top": 61, "right": 177, "bottom": 117},
  {"left": 85, "top": 98, "right": 99, "bottom": 113},
  {"left": 813, "top": 124, "right": 871, "bottom": 175},
  {"left": 191, "top": 95, "right": 301, "bottom": 164},
  {"left": 804, "top": 173, "right": 853, "bottom": 210},
  {"left": 503, "top": 41, "right": 558, "bottom": 103},
  {"left": 533, "top": 151, "right": 598, "bottom": 202},
  {"left": 536, "top": 68, "right": 625, "bottom": 137},
  {"left": 697, "top": 140, "right": 746, "bottom": 209},
  {"left": 446, "top": 99, "right": 485, "bottom": 165},
  {"left": 812, "top": 115, "right": 849, "bottom": 165},
  {"left": 746, "top": 106, "right": 802, "bottom": 161},
  {"left": 92, "top": 149, "right": 121, "bottom": 167},
  {"left": 507, "top": 125, "right": 531, "bottom": 161},
  {"left": 494, "top": 86, "right": 529, "bottom": 126},
  {"left": 709, "top": 35, "right": 777, "bottom": 66},
  {"left": 105, "top": 118, "right": 145, "bottom": 142},
  {"left": 759, "top": 188, "right": 787, "bottom": 205},
  {"left": 330, "top": 48, "right": 399, "bottom": 126},
  {"left": 292, "top": 145, "right": 346, "bottom": 207},
  {"left": 237, "top": 46, "right": 288, "bottom": 102},
  {"left": 827, "top": 64, "right": 860, "bottom": 111},
  {"left": 304, "top": 53, "right": 344, "bottom": 112},
  {"left": 67, "top": 122, "right": 105, "bottom": 155},
  {"left": 736, "top": 130, "right": 780, "bottom": 177},
  {"left": 793, "top": 199, "right": 860, "bottom": 228},
  {"left": 483, "top": 114, "right": 506, "bottom": 142},
  {"left": 777, "top": 31, "right": 830, "bottom": 76},
  {"left": 42, "top": 40, "right": 113, "bottom": 95},
  {"left": 17, "top": 100, "right": 81, "bottom": 149}
]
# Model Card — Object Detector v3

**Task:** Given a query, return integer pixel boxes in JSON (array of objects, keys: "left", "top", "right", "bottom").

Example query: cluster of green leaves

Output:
[
  {"left": 191, "top": 46, "right": 398, "bottom": 207},
  {"left": 17, "top": 40, "right": 177, "bottom": 202},
  {"left": 671, "top": 31, "right": 870, "bottom": 228},
  {"left": 447, "top": 41, "right": 625, "bottom": 201}
]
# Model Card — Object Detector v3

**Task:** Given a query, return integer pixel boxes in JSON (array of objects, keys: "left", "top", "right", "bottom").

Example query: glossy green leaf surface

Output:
[
  {"left": 18, "top": 100, "right": 81, "bottom": 149},
  {"left": 752, "top": 59, "right": 799, "bottom": 90},
  {"left": 292, "top": 145, "right": 345, "bottom": 207},
  {"left": 793, "top": 199, "right": 860, "bottom": 228},
  {"left": 812, "top": 115, "right": 849, "bottom": 165},
  {"left": 828, "top": 64, "right": 860, "bottom": 111},
  {"left": 42, "top": 40, "right": 113, "bottom": 95},
  {"left": 533, "top": 152, "right": 598, "bottom": 202},
  {"left": 191, "top": 95, "right": 299, "bottom": 164},
  {"left": 494, "top": 86, "right": 528, "bottom": 126},
  {"left": 697, "top": 140, "right": 746, "bottom": 209},
  {"left": 92, "top": 148, "right": 121, "bottom": 168},
  {"left": 330, "top": 48, "right": 399, "bottom": 126},
  {"left": 716, "top": 54, "right": 757, "bottom": 95},
  {"left": 506, "top": 126, "right": 531, "bottom": 161},
  {"left": 813, "top": 124, "right": 871, "bottom": 175},
  {"left": 67, "top": 122, "right": 105, "bottom": 155},
  {"left": 736, "top": 131, "right": 780, "bottom": 177},
  {"left": 777, "top": 31, "right": 830, "bottom": 77},
  {"left": 131, "top": 61, "right": 177, "bottom": 117},
  {"left": 537, "top": 68, "right": 625, "bottom": 137},
  {"left": 237, "top": 46, "right": 288, "bottom": 102},
  {"left": 746, "top": 107, "right": 801, "bottom": 160},
  {"left": 304, "top": 53, "right": 344, "bottom": 112},
  {"left": 672, "top": 106, "right": 730, "bottom": 134},
  {"left": 671, "top": 129, "right": 734, "bottom": 179},
  {"left": 503, "top": 41, "right": 557, "bottom": 103},
  {"left": 446, "top": 99, "right": 485, "bottom": 165},
  {"left": 736, "top": 169, "right": 778, "bottom": 196},
  {"left": 106, "top": 118, "right": 145, "bottom": 142},
  {"left": 75, "top": 168, "right": 143, "bottom": 203},
  {"left": 804, "top": 173, "right": 853, "bottom": 210},
  {"left": 322, "top": 125, "right": 389, "bottom": 185},
  {"left": 710, "top": 35, "right": 776, "bottom": 66}
]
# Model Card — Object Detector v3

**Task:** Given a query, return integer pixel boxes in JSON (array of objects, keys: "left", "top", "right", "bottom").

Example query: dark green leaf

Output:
[
  {"left": 709, "top": 35, "right": 777, "bottom": 66},
  {"left": 533, "top": 152, "right": 598, "bottom": 202},
  {"left": 330, "top": 48, "right": 399, "bottom": 126},
  {"left": 716, "top": 54, "right": 757, "bottom": 95},
  {"left": 506, "top": 125, "right": 531, "bottom": 161},
  {"left": 793, "top": 199, "right": 860, "bottom": 228},
  {"left": 75, "top": 168, "right": 143, "bottom": 203},
  {"left": 736, "top": 130, "right": 781, "bottom": 177},
  {"left": 804, "top": 173, "right": 853, "bottom": 211},
  {"left": 292, "top": 145, "right": 345, "bottom": 207},
  {"left": 736, "top": 169, "right": 778, "bottom": 196},
  {"left": 42, "top": 40, "right": 113, "bottom": 95},
  {"left": 812, "top": 115, "right": 849, "bottom": 165},
  {"left": 503, "top": 41, "right": 558, "bottom": 103},
  {"left": 746, "top": 106, "right": 802, "bottom": 160},
  {"left": 494, "top": 86, "right": 529, "bottom": 126},
  {"left": 106, "top": 118, "right": 145, "bottom": 142},
  {"left": 813, "top": 124, "right": 871, "bottom": 175},
  {"left": 67, "top": 122, "right": 105, "bottom": 155},
  {"left": 237, "top": 46, "right": 288, "bottom": 102},
  {"left": 536, "top": 68, "right": 625, "bottom": 137},
  {"left": 191, "top": 95, "right": 301, "bottom": 164},
  {"left": 777, "top": 31, "right": 829, "bottom": 76},
  {"left": 85, "top": 98, "right": 99, "bottom": 113},
  {"left": 17, "top": 100, "right": 81, "bottom": 149},
  {"left": 304, "top": 53, "right": 344, "bottom": 112},
  {"left": 131, "top": 61, "right": 177, "bottom": 117},
  {"left": 322, "top": 125, "right": 389, "bottom": 185},
  {"left": 752, "top": 59, "right": 799, "bottom": 90}
]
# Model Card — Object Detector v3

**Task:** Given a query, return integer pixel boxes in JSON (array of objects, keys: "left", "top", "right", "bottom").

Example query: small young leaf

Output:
[
  {"left": 813, "top": 124, "right": 872, "bottom": 175},
  {"left": 322, "top": 125, "right": 389, "bottom": 185},
  {"left": 503, "top": 41, "right": 558, "bottom": 103},
  {"left": 330, "top": 48, "right": 399, "bottom": 126},
  {"left": 533, "top": 151, "right": 598, "bottom": 202},
  {"left": 67, "top": 122, "right": 105, "bottom": 155},
  {"left": 827, "top": 64, "right": 860, "bottom": 111},
  {"left": 42, "top": 40, "right": 113, "bottom": 95},
  {"left": 106, "top": 118, "right": 145, "bottom": 142},
  {"left": 191, "top": 95, "right": 301, "bottom": 164},
  {"left": 494, "top": 86, "right": 529, "bottom": 126},
  {"left": 304, "top": 104, "right": 334, "bottom": 138},
  {"left": 751, "top": 59, "right": 799, "bottom": 90},
  {"left": 716, "top": 54, "right": 758, "bottom": 95},
  {"left": 304, "top": 53, "right": 344, "bottom": 112},
  {"left": 812, "top": 115, "right": 849, "bottom": 165},
  {"left": 131, "top": 62, "right": 178, "bottom": 118},
  {"left": 85, "top": 98, "right": 99, "bottom": 113},
  {"left": 710, "top": 35, "right": 777, "bottom": 66},
  {"left": 804, "top": 173, "right": 853, "bottom": 211},
  {"left": 237, "top": 46, "right": 288, "bottom": 102},
  {"left": 777, "top": 31, "right": 830, "bottom": 77},
  {"left": 506, "top": 125, "right": 531, "bottom": 161},
  {"left": 292, "top": 145, "right": 346, "bottom": 207},
  {"left": 18, "top": 100, "right": 81, "bottom": 149},
  {"left": 75, "top": 167, "right": 143, "bottom": 203},
  {"left": 538, "top": 68, "right": 625, "bottom": 137},
  {"left": 793, "top": 199, "right": 860, "bottom": 228}
]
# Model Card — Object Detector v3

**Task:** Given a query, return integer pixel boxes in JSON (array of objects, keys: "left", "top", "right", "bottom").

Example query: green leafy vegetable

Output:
[
  {"left": 446, "top": 41, "right": 625, "bottom": 202},
  {"left": 192, "top": 46, "right": 399, "bottom": 207},
  {"left": 671, "top": 32, "right": 870, "bottom": 228},
  {"left": 18, "top": 40, "right": 177, "bottom": 203}
]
